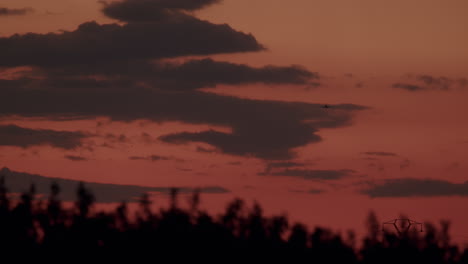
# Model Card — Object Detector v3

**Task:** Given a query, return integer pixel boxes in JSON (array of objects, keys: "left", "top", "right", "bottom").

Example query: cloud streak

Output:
[
  {"left": 392, "top": 74, "right": 468, "bottom": 92},
  {"left": 0, "top": 7, "right": 33, "bottom": 16},
  {"left": 101, "top": 0, "right": 221, "bottom": 22},
  {"left": 0, "top": 167, "right": 228, "bottom": 203},
  {"left": 362, "top": 151, "right": 398, "bottom": 157},
  {"left": 0, "top": 124, "right": 89, "bottom": 150},
  {"left": 392, "top": 83, "right": 425, "bottom": 92},
  {"left": 362, "top": 178, "right": 468, "bottom": 198},
  {"left": 291, "top": 189, "right": 325, "bottom": 194},
  {"left": 0, "top": 85, "right": 366, "bottom": 159},
  {"left": 0, "top": 20, "right": 263, "bottom": 67},
  {"left": 149, "top": 58, "right": 319, "bottom": 90},
  {"left": 129, "top": 155, "right": 172, "bottom": 161},
  {"left": 264, "top": 169, "right": 356, "bottom": 180},
  {"left": 64, "top": 155, "right": 88, "bottom": 161},
  {"left": 44, "top": 58, "right": 317, "bottom": 91}
]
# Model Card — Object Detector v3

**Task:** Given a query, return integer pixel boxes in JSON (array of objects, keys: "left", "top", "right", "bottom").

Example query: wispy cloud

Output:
[
  {"left": 362, "top": 178, "right": 468, "bottom": 198},
  {"left": 0, "top": 7, "right": 33, "bottom": 16},
  {"left": 362, "top": 151, "right": 398, "bottom": 157},
  {"left": 264, "top": 169, "right": 356, "bottom": 181},
  {"left": 291, "top": 188, "right": 325, "bottom": 194},
  {"left": 392, "top": 74, "right": 468, "bottom": 92},
  {"left": 400, "top": 159, "right": 411, "bottom": 170},
  {"left": 128, "top": 155, "right": 172, "bottom": 162},
  {"left": 0, "top": 124, "right": 89, "bottom": 150},
  {"left": 0, "top": 167, "right": 229, "bottom": 203},
  {"left": 64, "top": 155, "right": 88, "bottom": 161}
]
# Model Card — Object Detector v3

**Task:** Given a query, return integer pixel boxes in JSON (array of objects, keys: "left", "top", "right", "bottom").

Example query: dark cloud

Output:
[
  {"left": 291, "top": 189, "right": 325, "bottom": 194},
  {"left": 459, "top": 78, "right": 468, "bottom": 87},
  {"left": 11, "top": 58, "right": 316, "bottom": 91},
  {"left": 362, "top": 151, "right": 398, "bottom": 157},
  {"left": 160, "top": 128, "right": 319, "bottom": 160},
  {"left": 392, "top": 83, "right": 425, "bottom": 92},
  {"left": 361, "top": 178, "right": 468, "bottom": 198},
  {"left": 129, "top": 155, "right": 171, "bottom": 161},
  {"left": 100, "top": 143, "right": 115, "bottom": 149},
  {"left": 0, "top": 167, "right": 228, "bottom": 203},
  {"left": 417, "top": 75, "right": 451, "bottom": 90},
  {"left": 101, "top": 0, "right": 220, "bottom": 22},
  {"left": 105, "top": 133, "right": 129, "bottom": 143},
  {"left": 446, "top": 162, "right": 460, "bottom": 171},
  {"left": 148, "top": 58, "right": 318, "bottom": 90},
  {"left": 0, "top": 79, "right": 366, "bottom": 160},
  {"left": 64, "top": 155, "right": 88, "bottom": 161},
  {"left": 0, "top": 124, "right": 89, "bottom": 150},
  {"left": 157, "top": 101, "right": 365, "bottom": 160},
  {"left": 0, "top": 84, "right": 366, "bottom": 159},
  {"left": 0, "top": 20, "right": 263, "bottom": 67},
  {"left": 400, "top": 159, "right": 411, "bottom": 170},
  {"left": 308, "top": 189, "right": 324, "bottom": 194},
  {"left": 266, "top": 162, "right": 306, "bottom": 168},
  {"left": 140, "top": 132, "right": 155, "bottom": 144},
  {"left": 0, "top": 7, "right": 33, "bottom": 16},
  {"left": 264, "top": 169, "right": 355, "bottom": 180},
  {"left": 196, "top": 186, "right": 228, "bottom": 193},
  {"left": 262, "top": 161, "right": 307, "bottom": 174},
  {"left": 0, "top": 29, "right": 312, "bottom": 91},
  {"left": 393, "top": 74, "right": 468, "bottom": 92},
  {"left": 0, "top": 0, "right": 367, "bottom": 161},
  {"left": 196, "top": 146, "right": 217, "bottom": 153}
]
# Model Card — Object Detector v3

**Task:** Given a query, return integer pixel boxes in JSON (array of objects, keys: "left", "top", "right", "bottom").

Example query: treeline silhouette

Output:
[{"left": 1, "top": 177, "right": 467, "bottom": 263}]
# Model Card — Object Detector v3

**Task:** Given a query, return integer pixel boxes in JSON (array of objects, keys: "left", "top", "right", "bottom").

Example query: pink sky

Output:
[{"left": 1, "top": 0, "right": 468, "bottom": 245}]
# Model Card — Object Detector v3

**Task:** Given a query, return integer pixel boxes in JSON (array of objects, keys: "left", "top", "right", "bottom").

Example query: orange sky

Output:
[{"left": 1, "top": 0, "right": 468, "bottom": 245}]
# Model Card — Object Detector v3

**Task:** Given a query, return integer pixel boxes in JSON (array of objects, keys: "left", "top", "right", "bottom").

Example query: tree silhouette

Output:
[{"left": 0, "top": 178, "right": 465, "bottom": 263}]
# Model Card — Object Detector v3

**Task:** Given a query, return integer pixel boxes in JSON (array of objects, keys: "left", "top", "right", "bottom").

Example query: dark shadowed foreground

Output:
[{"left": 0, "top": 178, "right": 467, "bottom": 263}]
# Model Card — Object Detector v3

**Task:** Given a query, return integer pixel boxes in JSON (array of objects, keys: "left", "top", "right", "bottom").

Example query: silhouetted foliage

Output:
[{"left": 0, "top": 177, "right": 466, "bottom": 263}]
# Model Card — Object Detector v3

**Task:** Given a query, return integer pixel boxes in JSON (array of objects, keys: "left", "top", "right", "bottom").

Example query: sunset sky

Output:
[{"left": 1, "top": 0, "right": 468, "bottom": 243}]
